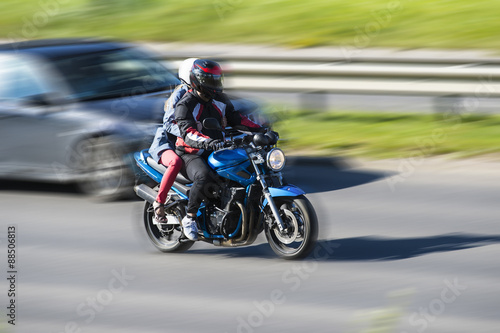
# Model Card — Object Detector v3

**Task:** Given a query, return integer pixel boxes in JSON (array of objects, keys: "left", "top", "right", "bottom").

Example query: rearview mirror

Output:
[
  {"left": 23, "top": 94, "right": 53, "bottom": 107},
  {"left": 22, "top": 92, "right": 69, "bottom": 108}
]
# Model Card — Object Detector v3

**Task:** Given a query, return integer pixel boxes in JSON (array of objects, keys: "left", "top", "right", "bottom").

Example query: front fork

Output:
[
  {"left": 249, "top": 155, "right": 287, "bottom": 233},
  {"left": 263, "top": 190, "right": 287, "bottom": 233}
]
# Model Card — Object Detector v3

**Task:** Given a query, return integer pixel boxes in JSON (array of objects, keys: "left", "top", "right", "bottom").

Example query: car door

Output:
[{"left": 0, "top": 54, "right": 81, "bottom": 180}]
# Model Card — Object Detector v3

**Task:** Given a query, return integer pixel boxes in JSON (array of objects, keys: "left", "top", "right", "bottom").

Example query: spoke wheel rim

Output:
[
  {"left": 144, "top": 202, "right": 184, "bottom": 249},
  {"left": 267, "top": 199, "right": 308, "bottom": 255},
  {"left": 273, "top": 208, "right": 299, "bottom": 244}
]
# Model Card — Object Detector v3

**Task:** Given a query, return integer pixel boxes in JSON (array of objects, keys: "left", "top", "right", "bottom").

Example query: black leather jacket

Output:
[{"left": 174, "top": 91, "right": 262, "bottom": 156}]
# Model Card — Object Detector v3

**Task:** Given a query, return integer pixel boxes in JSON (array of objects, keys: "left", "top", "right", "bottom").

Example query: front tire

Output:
[
  {"left": 143, "top": 199, "right": 194, "bottom": 253},
  {"left": 265, "top": 196, "right": 318, "bottom": 260}
]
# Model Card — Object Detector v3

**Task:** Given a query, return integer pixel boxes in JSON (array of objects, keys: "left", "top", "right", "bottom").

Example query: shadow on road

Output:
[
  {"left": 315, "top": 234, "right": 500, "bottom": 261},
  {"left": 284, "top": 164, "right": 389, "bottom": 194},
  {"left": 0, "top": 180, "right": 79, "bottom": 194},
  {"left": 0, "top": 179, "right": 141, "bottom": 202},
  {"left": 189, "top": 233, "right": 500, "bottom": 261}
]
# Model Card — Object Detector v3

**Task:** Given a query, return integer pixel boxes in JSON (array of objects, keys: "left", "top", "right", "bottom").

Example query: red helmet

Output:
[{"left": 189, "top": 59, "right": 223, "bottom": 98}]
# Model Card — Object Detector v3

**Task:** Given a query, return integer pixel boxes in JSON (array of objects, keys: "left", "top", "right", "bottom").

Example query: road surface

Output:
[{"left": 1, "top": 159, "right": 499, "bottom": 332}]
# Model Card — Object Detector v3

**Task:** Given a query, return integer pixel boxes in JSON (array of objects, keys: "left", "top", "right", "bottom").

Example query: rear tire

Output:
[
  {"left": 143, "top": 199, "right": 194, "bottom": 253},
  {"left": 265, "top": 195, "right": 318, "bottom": 260}
]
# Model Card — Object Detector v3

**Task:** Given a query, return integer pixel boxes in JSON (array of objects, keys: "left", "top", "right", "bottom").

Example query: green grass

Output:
[
  {"left": 2, "top": 0, "right": 500, "bottom": 50},
  {"left": 272, "top": 110, "right": 500, "bottom": 159}
]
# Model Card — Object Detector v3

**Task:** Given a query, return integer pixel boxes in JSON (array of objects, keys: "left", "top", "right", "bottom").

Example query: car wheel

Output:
[{"left": 71, "top": 136, "right": 133, "bottom": 200}]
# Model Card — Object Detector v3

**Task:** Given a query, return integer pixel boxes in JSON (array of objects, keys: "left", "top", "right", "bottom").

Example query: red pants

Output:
[{"left": 156, "top": 150, "right": 183, "bottom": 203}]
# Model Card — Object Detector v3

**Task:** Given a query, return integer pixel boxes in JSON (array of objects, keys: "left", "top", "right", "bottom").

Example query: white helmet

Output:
[{"left": 178, "top": 58, "right": 198, "bottom": 86}]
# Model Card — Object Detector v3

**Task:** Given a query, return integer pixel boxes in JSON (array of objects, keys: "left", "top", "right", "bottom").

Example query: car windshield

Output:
[{"left": 52, "top": 47, "right": 179, "bottom": 101}]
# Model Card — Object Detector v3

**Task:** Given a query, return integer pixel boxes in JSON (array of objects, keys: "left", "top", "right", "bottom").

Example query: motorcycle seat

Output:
[{"left": 146, "top": 156, "right": 192, "bottom": 185}]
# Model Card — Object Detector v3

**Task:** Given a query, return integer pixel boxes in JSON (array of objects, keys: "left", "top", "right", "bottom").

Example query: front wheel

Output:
[{"left": 264, "top": 195, "right": 318, "bottom": 260}]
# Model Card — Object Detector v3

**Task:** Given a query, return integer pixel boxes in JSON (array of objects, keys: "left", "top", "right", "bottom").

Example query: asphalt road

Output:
[{"left": 1, "top": 160, "right": 499, "bottom": 333}]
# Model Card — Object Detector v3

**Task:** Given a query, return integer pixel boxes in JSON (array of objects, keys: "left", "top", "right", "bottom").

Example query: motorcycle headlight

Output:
[{"left": 266, "top": 148, "right": 286, "bottom": 171}]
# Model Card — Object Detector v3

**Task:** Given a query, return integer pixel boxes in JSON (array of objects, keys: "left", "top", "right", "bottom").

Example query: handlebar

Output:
[{"left": 219, "top": 130, "right": 279, "bottom": 152}]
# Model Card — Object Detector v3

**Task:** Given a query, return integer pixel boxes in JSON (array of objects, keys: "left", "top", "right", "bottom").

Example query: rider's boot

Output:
[
  {"left": 153, "top": 201, "right": 168, "bottom": 230},
  {"left": 181, "top": 215, "right": 199, "bottom": 241}
]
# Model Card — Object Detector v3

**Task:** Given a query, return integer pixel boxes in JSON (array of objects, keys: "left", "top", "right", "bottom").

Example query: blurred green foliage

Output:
[
  {"left": 273, "top": 110, "right": 500, "bottom": 159},
  {"left": 1, "top": 0, "right": 500, "bottom": 49}
]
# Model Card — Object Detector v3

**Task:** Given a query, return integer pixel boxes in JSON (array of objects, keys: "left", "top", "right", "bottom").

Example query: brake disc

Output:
[{"left": 273, "top": 209, "right": 299, "bottom": 244}]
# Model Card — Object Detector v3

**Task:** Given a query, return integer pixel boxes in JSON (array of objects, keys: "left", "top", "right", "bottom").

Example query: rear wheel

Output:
[
  {"left": 265, "top": 196, "right": 318, "bottom": 260},
  {"left": 143, "top": 197, "right": 194, "bottom": 253}
]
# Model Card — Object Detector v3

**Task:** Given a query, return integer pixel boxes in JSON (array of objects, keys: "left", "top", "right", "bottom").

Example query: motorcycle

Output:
[{"left": 133, "top": 118, "right": 318, "bottom": 259}]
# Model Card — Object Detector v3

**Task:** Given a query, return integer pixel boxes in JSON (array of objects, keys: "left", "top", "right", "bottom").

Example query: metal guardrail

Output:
[
  {"left": 155, "top": 47, "right": 500, "bottom": 65},
  {"left": 159, "top": 53, "right": 500, "bottom": 98}
]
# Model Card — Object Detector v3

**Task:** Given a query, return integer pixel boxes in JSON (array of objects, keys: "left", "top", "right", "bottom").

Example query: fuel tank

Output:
[
  {"left": 208, "top": 148, "right": 248, "bottom": 170},
  {"left": 208, "top": 148, "right": 255, "bottom": 186}
]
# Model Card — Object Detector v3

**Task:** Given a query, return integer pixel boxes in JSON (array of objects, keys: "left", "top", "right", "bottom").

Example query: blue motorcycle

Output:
[{"left": 134, "top": 119, "right": 318, "bottom": 259}]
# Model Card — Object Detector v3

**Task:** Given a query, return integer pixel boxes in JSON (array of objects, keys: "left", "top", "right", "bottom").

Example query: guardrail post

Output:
[
  {"left": 300, "top": 90, "right": 328, "bottom": 111},
  {"left": 434, "top": 94, "right": 465, "bottom": 119}
]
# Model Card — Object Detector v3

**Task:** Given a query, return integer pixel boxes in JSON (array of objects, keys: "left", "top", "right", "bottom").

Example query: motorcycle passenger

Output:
[
  {"left": 148, "top": 58, "right": 198, "bottom": 226},
  {"left": 175, "top": 59, "right": 264, "bottom": 241}
]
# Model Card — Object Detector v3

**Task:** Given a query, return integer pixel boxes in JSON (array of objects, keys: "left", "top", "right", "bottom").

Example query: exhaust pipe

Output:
[
  {"left": 217, "top": 201, "right": 257, "bottom": 247},
  {"left": 134, "top": 184, "right": 158, "bottom": 204}
]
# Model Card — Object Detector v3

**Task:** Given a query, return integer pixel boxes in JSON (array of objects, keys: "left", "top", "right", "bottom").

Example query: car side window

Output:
[
  {"left": 52, "top": 48, "right": 179, "bottom": 100},
  {"left": 0, "top": 55, "right": 50, "bottom": 101}
]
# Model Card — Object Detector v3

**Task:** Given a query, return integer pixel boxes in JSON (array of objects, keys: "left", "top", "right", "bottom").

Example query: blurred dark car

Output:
[{"left": 0, "top": 39, "right": 180, "bottom": 198}]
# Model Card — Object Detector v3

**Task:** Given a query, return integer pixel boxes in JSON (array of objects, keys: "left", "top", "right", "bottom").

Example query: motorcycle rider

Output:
[
  {"left": 175, "top": 59, "right": 264, "bottom": 241},
  {"left": 148, "top": 58, "right": 198, "bottom": 227}
]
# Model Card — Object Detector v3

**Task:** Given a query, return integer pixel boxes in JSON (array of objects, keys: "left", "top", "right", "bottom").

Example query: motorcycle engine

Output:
[
  {"left": 207, "top": 186, "right": 246, "bottom": 238},
  {"left": 207, "top": 209, "right": 225, "bottom": 235}
]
